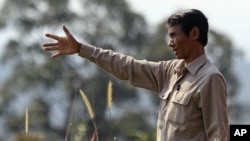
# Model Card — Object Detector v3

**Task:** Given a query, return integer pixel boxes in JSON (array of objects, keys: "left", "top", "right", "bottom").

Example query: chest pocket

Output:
[
  {"left": 167, "top": 90, "right": 194, "bottom": 124},
  {"left": 172, "top": 90, "right": 193, "bottom": 105}
]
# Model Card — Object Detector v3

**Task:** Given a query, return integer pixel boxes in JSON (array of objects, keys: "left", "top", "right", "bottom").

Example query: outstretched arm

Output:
[
  {"left": 42, "top": 25, "right": 169, "bottom": 92},
  {"left": 43, "top": 25, "right": 81, "bottom": 58}
]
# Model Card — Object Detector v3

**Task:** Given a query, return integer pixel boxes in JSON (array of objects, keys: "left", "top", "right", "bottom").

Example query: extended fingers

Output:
[
  {"left": 43, "top": 46, "right": 59, "bottom": 51},
  {"left": 43, "top": 42, "right": 58, "bottom": 47},
  {"left": 43, "top": 42, "right": 58, "bottom": 51},
  {"left": 45, "top": 33, "right": 60, "bottom": 40}
]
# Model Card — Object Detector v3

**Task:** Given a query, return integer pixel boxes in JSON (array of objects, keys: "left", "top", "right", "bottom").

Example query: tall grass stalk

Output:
[
  {"left": 107, "top": 81, "right": 113, "bottom": 110},
  {"left": 79, "top": 89, "right": 99, "bottom": 141},
  {"left": 65, "top": 91, "right": 78, "bottom": 141},
  {"left": 25, "top": 107, "right": 29, "bottom": 136},
  {"left": 107, "top": 81, "right": 113, "bottom": 140}
]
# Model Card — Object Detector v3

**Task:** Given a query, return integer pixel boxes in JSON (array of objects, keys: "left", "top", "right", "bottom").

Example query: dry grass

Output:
[
  {"left": 79, "top": 89, "right": 99, "bottom": 141},
  {"left": 107, "top": 80, "right": 113, "bottom": 110},
  {"left": 19, "top": 81, "right": 116, "bottom": 141},
  {"left": 25, "top": 107, "right": 29, "bottom": 136},
  {"left": 79, "top": 89, "right": 95, "bottom": 120}
]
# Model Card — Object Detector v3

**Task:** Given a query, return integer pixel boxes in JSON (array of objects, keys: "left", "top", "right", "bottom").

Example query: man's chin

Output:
[
  {"left": 175, "top": 55, "right": 184, "bottom": 60},
  {"left": 174, "top": 54, "right": 181, "bottom": 59}
]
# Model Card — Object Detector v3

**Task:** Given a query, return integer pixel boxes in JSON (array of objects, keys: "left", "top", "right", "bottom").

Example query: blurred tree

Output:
[
  {"left": 0, "top": 0, "right": 151, "bottom": 140},
  {"left": 206, "top": 30, "right": 240, "bottom": 98},
  {"left": 0, "top": 0, "right": 241, "bottom": 140}
]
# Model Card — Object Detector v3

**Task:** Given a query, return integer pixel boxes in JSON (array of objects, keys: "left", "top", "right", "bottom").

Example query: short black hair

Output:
[{"left": 167, "top": 9, "right": 209, "bottom": 46}]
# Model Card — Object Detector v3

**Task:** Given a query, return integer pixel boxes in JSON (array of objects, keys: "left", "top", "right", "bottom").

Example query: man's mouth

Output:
[{"left": 173, "top": 49, "right": 178, "bottom": 55}]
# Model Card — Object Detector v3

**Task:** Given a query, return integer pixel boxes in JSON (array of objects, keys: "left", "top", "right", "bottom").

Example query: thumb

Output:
[{"left": 62, "top": 24, "right": 71, "bottom": 36}]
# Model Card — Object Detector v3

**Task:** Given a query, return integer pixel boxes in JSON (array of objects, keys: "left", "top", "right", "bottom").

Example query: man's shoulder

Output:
[{"left": 200, "top": 61, "right": 225, "bottom": 80}]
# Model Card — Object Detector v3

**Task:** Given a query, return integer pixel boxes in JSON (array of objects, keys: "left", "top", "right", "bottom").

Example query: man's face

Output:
[{"left": 167, "top": 25, "right": 193, "bottom": 60}]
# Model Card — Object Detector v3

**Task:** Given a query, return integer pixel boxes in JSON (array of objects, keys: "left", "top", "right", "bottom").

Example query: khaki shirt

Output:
[{"left": 79, "top": 44, "right": 229, "bottom": 141}]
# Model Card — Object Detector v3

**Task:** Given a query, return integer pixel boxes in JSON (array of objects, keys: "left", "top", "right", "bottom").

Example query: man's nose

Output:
[{"left": 168, "top": 39, "right": 174, "bottom": 47}]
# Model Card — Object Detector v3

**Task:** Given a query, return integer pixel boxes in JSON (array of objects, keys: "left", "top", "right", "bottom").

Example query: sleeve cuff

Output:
[{"left": 78, "top": 43, "right": 96, "bottom": 60}]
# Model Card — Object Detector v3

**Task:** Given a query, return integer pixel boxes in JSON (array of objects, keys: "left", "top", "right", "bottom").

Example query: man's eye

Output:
[{"left": 169, "top": 34, "right": 176, "bottom": 38}]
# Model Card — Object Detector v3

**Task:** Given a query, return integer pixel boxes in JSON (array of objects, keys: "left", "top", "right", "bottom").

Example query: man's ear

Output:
[{"left": 189, "top": 26, "right": 200, "bottom": 40}]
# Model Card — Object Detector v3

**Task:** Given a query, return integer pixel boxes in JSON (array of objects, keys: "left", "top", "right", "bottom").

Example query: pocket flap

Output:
[
  {"left": 172, "top": 91, "right": 193, "bottom": 105},
  {"left": 159, "top": 89, "right": 172, "bottom": 100}
]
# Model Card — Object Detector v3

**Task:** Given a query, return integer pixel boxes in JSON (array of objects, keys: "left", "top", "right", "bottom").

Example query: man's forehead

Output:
[{"left": 167, "top": 25, "right": 182, "bottom": 33}]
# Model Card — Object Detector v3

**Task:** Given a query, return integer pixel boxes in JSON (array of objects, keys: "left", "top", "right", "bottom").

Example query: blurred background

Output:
[{"left": 0, "top": 0, "right": 249, "bottom": 140}]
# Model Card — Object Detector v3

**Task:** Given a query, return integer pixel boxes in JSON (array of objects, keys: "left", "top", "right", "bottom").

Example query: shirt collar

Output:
[
  {"left": 174, "top": 60, "right": 185, "bottom": 76},
  {"left": 186, "top": 54, "right": 208, "bottom": 75}
]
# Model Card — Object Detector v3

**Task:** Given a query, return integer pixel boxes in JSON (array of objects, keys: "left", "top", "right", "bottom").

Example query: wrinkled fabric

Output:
[{"left": 79, "top": 44, "right": 229, "bottom": 141}]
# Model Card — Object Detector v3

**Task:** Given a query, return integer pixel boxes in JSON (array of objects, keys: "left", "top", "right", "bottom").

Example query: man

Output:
[{"left": 43, "top": 9, "right": 229, "bottom": 141}]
